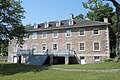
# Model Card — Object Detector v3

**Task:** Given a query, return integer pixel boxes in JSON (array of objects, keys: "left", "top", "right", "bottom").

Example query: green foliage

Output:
[
  {"left": 75, "top": 14, "right": 85, "bottom": 19},
  {"left": 82, "top": 0, "right": 117, "bottom": 54},
  {"left": 0, "top": 0, "right": 25, "bottom": 45},
  {"left": 104, "top": 58, "right": 113, "bottom": 62}
]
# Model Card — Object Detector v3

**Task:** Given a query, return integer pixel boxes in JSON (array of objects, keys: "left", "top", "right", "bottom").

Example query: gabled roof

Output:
[{"left": 28, "top": 18, "right": 110, "bottom": 32}]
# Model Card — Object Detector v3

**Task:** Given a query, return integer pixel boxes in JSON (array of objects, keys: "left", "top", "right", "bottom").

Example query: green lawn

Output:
[
  {"left": 50, "top": 62, "right": 120, "bottom": 70},
  {"left": 0, "top": 61, "right": 120, "bottom": 80}
]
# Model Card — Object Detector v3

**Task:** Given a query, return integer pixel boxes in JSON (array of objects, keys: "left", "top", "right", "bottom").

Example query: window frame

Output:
[
  {"left": 32, "top": 32, "right": 37, "bottom": 39},
  {"left": 66, "top": 43, "right": 72, "bottom": 50},
  {"left": 42, "top": 32, "right": 47, "bottom": 39},
  {"left": 66, "top": 30, "right": 72, "bottom": 37},
  {"left": 78, "top": 29, "right": 85, "bottom": 36},
  {"left": 52, "top": 43, "right": 58, "bottom": 51},
  {"left": 41, "top": 43, "right": 47, "bottom": 51},
  {"left": 32, "top": 44, "right": 37, "bottom": 53},
  {"left": 94, "top": 56, "right": 100, "bottom": 61},
  {"left": 93, "top": 42, "right": 100, "bottom": 51},
  {"left": 79, "top": 42, "right": 85, "bottom": 51},
  {"left": 93, "top": 28, "right": 100, "bottom": 35},
  {"left": 52, "top": 31, "right": 58, "bottom": 38}
]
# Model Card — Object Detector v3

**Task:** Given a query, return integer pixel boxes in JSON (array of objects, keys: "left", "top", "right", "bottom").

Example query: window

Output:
[
  {"left": 66, "top": 30, "right": 72, "bottom": 37},
  {"left": 44, "top": 22, "right": 49, "bottom": 28},
  {"left": 79, "top": 43, "right": 85, "bottom": 51},
  {"left": 32, "top": 32, "right": 37, "bottom": 39},
  {"left": 13, "top": 44, "right": 18, "bottom": 52},
  {"left": 52, "top": 31, "right": 58, "bottom": 38},
  {"left": 23, "top": 34, "right": 29, "bottom": 40},
  {"left": 93, "top": 28, "right": 99, "bottom": 35},
  {"left": 66, "top": 43, "right": 72, "bottom": 50},
  {"left": 23, "top": 44, "right": 27, "bottom": 50},
  {"left": 93, "top": 42, "right": 100, "bottom": 51},
  {"left": 79, "top": 29, "right": 85, "bottom": 36},
  {"left": 56, "top": 20, "right": 61, "bottom": 27},
  {"left": 69, "top": 20, "right": 74, "bottom": 25},
  {"left": 42, "top": 43, "right": 47, "bottom": 51},
  {"left": 32, "top": 45, "right": 37, "bottom": 52},
  {"left": 94, "top": 56, "right": 100, "bottom": 61},
  {"left": 42, "top": 32, "right": 47, "bottom": 39},
  {"left": 53, "top": 43, "right": 58, "bottom": 51}
]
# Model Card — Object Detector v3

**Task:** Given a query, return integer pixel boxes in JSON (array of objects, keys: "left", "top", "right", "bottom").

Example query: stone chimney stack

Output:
[{"left": 104, "top": 18, "right": 108, "bottom": 23}]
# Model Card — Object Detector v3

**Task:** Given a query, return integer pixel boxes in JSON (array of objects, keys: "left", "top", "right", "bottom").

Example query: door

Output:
[
  {"left": 13, "top": 56, "right": 17, "bottom": 63},
  {"left": 80, "top": 56, "right": 85, "bottom": 64}
]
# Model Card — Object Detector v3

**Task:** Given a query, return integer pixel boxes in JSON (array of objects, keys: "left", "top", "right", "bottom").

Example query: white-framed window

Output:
[
  {"left": 52, "top": 31, "right": 58, "bottom": 38},
  {"left": 56, "top": 20, "right": 61, "bottom": 27},
  {"left": 42, "top": 32, "right": 47, "bottom": 39},
  {"left": 66, "top": 30, "right": 72, "bottom": 37},
  {"left": 69, "top": 19, "right": 74, "bottom": 25},
  {"left": 42, "top": 43, "right": 47, "bottom": 51},
  {"left": 23, "top": 34, "right": 29, "bottom": 40},
  {"left": 94, "top": 56, "right": 100, "bottom": 61},
  {"left": 79, "top": 42, "right": 85, "bottom": 51},
  {"left": 32, "top": 32, "right": 37, "bottom": 39},
  {"left": 93, "top": 42, "right": 100, "bottom": 51},
  {"left": 44, "top": 22, "right": 49, "bottom": 28},
  {"left": 78, "top": 29, "right": 85, "bottom": 36},
  {"left": 52, "top": 43, "right": 58, "bottom": 51},
  {"left": 13, "top": 44, "right": 18, "bottom": 52},
  {"left": 23, "top": 44, "right": 27, "bottom": 50},
  {"left": 32, "top": 45, "right": 37, "bottom": 53},
  {"left": 93, "top": 28, "right": 99, "bottom": 35},
  {"left": 66, "top": 43, "right": 72, "bottom": 50}
]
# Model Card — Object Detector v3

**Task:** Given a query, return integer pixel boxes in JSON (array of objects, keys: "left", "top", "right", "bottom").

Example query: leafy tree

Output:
[
  {"left": 0, "top": 0, "right": 25, "bottom": 46},
  {"left": 75, "top": 14, "right": 85, "bottom": 19},
  {"left": 82, "top": 0, "right": 117, "bottom": 56}
]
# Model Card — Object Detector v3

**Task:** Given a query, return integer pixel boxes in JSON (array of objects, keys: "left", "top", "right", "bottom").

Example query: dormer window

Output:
[
  {"left": 56, "top": 20, "right": 61, "bottom": 27},
  {"left": 34, "top": 24, "right": 38, "bottom": 29},
  {"left": 44, "top": 22, "right": 49, "bottom": 28},
  {"left": 69, "top": 19, "right": 74, "bottom": 25},
  {"left": 69, "top": 13, "right": 74, "bottom": 25}
]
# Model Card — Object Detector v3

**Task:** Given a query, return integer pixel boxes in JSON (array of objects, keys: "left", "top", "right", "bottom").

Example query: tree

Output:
[
  {"left": 0, "top": 0, "right": 25, "bottom": 46},
  {"left": 75, "top": 14, "right": 85, "bottom": 19},
  {"left": 81, "top": 0, "right": 117, "bottom": 57}
]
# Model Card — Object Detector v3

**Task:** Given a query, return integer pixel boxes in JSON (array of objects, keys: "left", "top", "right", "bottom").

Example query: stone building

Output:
[{"left": 8, "top": 14, "right": 110, "bottom": 65}]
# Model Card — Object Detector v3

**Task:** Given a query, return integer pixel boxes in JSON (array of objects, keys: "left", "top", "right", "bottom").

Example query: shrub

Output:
[{"left": 104, "top": 58, "right": 113, "bottom": 62}]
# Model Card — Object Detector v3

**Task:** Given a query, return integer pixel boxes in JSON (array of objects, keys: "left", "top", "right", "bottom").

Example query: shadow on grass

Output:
[{"left": 0, "top": 62, "right": 50, "bottom": 76}]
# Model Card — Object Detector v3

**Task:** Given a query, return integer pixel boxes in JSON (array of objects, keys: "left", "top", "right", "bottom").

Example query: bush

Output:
[{"left": 104, "top": 58, "right": 113, "bottom": 62}]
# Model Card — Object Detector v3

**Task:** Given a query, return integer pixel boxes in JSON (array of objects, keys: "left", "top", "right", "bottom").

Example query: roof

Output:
[{"left": 28, "top": 18, "right": 110, "bottom": 32}]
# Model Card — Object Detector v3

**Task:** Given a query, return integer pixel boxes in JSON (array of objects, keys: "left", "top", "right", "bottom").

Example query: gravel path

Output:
[{"left": 42, "top": 67, "right": 120, "bottom": 73}]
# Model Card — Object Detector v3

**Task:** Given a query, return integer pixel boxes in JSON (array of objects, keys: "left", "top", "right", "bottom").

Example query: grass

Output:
[
  {"left": 50, "top": 62, "right": 120, "bottom": 70},
  {"left": 0, "top": 61, "right": 120, "bottom": 80}
]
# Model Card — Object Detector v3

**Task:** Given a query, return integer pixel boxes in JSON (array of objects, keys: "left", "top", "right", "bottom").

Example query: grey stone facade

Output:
[{"left": 8, "top": 15, "right": 110, "bottom": 64}]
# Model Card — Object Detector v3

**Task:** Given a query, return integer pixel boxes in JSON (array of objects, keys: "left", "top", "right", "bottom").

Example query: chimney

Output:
[
  {"left": 104, "top": 18, "right": 108, "bottom": 23},
  {"left": 70, "top": 13, "right": 74, "bottom": 19}
]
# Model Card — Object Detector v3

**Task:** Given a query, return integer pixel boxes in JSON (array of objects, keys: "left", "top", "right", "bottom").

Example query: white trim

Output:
[
  {"left": 52, "top": 31, "right": 58, "bottom": 38},
  {"left": 41, "top": 43, "right": 47, "bottom": 52},
  {"left": 77, "top": 53, "right": 109, "bottom": 56},
  {"left": 92, "top": 28, "right": 100, "bottom": 35},
  {"left": 93, "top": 56, "right": 100, "bottom": 61},
  {"left": 93, "top": 41, "right": 100, "bottom": 51},
  {"left": 32, "top": 32, "right": 37, "bottom": 39},
  {"left": 69, "top": 19, "right": 74, "bottom": 25},
  {"left": 42, "top": 32, "right": 47, "bottom": 39},
  {"left": 52, "top": 43, "right": 58, "bottom": 51},
  {"left": 78, "top": 29, "right": 85, "bottom": 36},
  {"left": 66, "top": 42, "right": 72, "bottom": 50},
  {"left": 78, "top": 42, "right": 85, "bottom": 51},
  {"left": 56, "top": 20, "right": 61, "bottom": 27},
  {"left": 23, "top": 34, "right": 29, "bottom": 40},
  {"left": 66, "top": 30, "right": 72, "bottom": 37},
  {"left": 32, "top": 44, "right": 37, "bottom": 53},
  {"left": 106, "top": 26, "right": 110, "bottom": 58}
]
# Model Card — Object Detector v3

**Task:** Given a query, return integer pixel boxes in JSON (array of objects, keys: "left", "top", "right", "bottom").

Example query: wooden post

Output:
[
  {"left": 65, "top": 56, "right": 69, "bottom": 64},
  {"left": 50, "top": 55, "right": 53, "bottom": 65}
]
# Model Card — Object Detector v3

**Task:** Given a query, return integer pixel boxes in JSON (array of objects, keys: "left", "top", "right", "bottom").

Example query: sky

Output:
[{"left": 21, "top": 0, "right": 118, "bottom": 25}]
